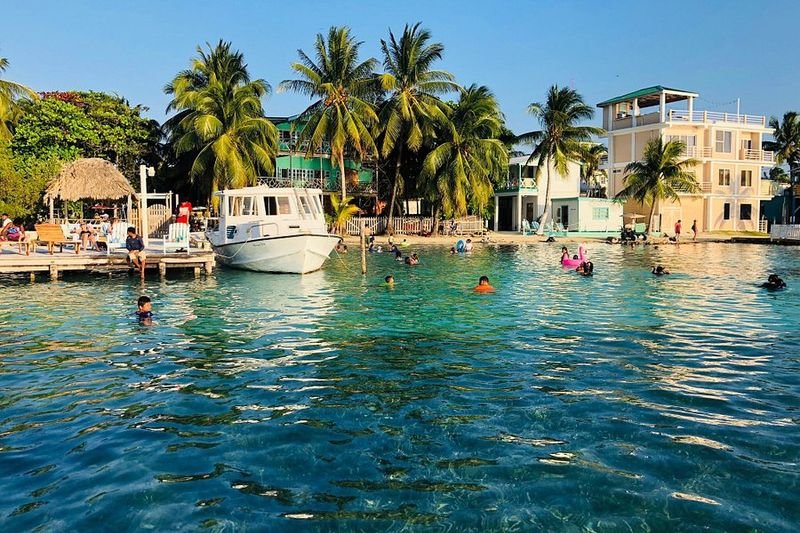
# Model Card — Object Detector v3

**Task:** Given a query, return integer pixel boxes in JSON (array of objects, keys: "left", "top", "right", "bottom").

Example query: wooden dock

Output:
[{"left": 0, "top": 248, "right": 215, "bottom": 280}]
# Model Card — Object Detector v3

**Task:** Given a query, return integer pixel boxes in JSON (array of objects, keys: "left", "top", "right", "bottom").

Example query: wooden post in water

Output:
[{"left": 360, "top": 220, "right": 367, "bottom": 275}]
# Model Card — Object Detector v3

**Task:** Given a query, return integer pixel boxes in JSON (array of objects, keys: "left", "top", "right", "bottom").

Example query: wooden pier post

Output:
[
  {"left": 49, "top": 264, "right": 58, "bottom": 280},
  {"left": 360, "top": 220, "right": 367, "bottom": 275},
  {"left": 159, "top": 262, "right": 167, "bottom": 278}
]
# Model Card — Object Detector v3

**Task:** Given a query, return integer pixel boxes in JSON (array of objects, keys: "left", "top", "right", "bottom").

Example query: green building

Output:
[{"left": 271, "top": 116, "right": 376, "bottom": 195}]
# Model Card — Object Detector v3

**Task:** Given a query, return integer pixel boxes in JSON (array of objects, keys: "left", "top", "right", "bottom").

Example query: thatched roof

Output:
[{"left": 45, "top": 158, "right": 136, "bottom": 201}]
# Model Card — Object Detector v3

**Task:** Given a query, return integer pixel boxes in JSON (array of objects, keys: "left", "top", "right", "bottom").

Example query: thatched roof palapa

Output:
[{"left": 45, "top": 158, "right": 136, "bottom": 201}]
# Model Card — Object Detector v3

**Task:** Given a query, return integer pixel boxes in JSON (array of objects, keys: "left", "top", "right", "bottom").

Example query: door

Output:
[
  {"left": 498, "top": 197, "right": 513, "bottom": 231},
  {"left": 525, "top": 202, "right": 535, "bottom": 223},
  {"left": 560, "top": 205, "right": 569, "bottom": 229}
]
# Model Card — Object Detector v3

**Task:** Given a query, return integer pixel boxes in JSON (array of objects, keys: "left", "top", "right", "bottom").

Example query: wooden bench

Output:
[
  {"left": 34, "top": 223, "right": 82, "bottom": 254},
  {"left": 0, "top": 239, "right": 33, "bottom": 255}
]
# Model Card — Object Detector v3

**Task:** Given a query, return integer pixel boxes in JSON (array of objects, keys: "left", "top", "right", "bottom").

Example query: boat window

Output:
[
  {"left": 228, "top": 196, "right": 243, "bottom": 216},
  {"left": 241, "top": 196, "right": 256, "bottom": 216},
  {"left": 277, "top": 196, "right": 291, "bottom": 215},
  {"left": 298, "top": 196, "right": 312, "bottom": 216},
  {"left": 263, "top": 196, "right": 278, "bottom": 216}
]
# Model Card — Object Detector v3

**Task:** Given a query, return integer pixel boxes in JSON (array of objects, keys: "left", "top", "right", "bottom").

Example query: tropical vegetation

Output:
[
  {"left": 764, "top": 111, "right": 800, "bottom": 183},
  {"left": 279, "top": 27, "right": 379, "bottom": 199},
  {"left": 0, "top": 56, "right": 36, "bottom": 142},
  {"left": 328, "top": 193, "right": 360, "bottom": 235},
  {"left": 615, "top": 137, "right": 700, "bottom": 233},
  {"left": 517, "top": 85, "right": 604, "bottom": 233},
  {"left": 579, "top": 143, "right": 608, "bottom": 197},
  {"left": 419, "top": 85, "right": 508, "bottom": 223},
  {"left": 376, "top": 23, "right": 457, "bottom": 233},
  {"left": 164, "top": 40, "right": 278, "bottom": 205}
]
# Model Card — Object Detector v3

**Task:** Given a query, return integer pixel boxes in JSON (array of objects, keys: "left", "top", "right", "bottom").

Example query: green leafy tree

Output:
[
  {"left": 763, "top": 111, "right": 800, "bottom": 183},
  {"left": 769, "top": 166, "right": 790, "bottom": 183},
  {"left": 0, "top": 143, "right": 61, "bottom": 218},
  {"left": 517, "top": 85, "right": 604, "bottom": 233},
  {"left": 280, "top": 26, "right": 379, "bottom": 199},
  {"left": 329, "top": 193, "right": 360, "bottom": 235},
  {"left": 377, "top": 22, "right": 457, "bottom": 234},
  {"left": 0, "top": 56, "right": 37, "bottom": 142},
  {"left": 11, "top": 91, "right": 160, "bottom": 178},
  {"left": 164, "top": 41, "right": 278, "bottom": 205},
  {"left": 615, "top": 138, "right": 700, "bottom": 233},
  {"left": 420, "top": 85, "right": 508, "bottom": 220}
]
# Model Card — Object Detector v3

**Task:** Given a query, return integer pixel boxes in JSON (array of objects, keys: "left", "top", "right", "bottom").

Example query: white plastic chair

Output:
[{"left": 163, "top": 223, "right": 190, "bottom": 254}]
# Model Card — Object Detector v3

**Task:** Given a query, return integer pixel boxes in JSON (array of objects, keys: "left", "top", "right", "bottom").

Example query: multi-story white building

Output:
[{"left": 598, "top": 86, "right": 774, "bottom": 232}]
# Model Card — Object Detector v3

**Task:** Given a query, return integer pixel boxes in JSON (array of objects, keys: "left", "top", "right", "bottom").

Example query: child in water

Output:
[
  {"left": 384, "top": 275, "right": 394, "bottom": 286},
  {"left": 136, "top": 295, "right": 153, "bottom": 324},
  {"left": 474, "top": 275, "right": 495, "bottom": 293},
  {"left": 652, "top": 265, "right": 670, "bottom": 276}
]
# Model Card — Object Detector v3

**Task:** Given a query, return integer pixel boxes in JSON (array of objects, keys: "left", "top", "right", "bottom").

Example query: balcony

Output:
[
  {"left": 667, "top": 109, "right": 766, "bottom": 127},
  {"left": 497, "top": 176, "right": 538, "bottom": 193},
  {"left": 741, "top": 149, "right": 775, "bottom": 163}
]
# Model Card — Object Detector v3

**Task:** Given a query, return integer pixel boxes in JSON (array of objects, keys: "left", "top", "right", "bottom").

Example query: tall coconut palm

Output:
[
  {"left": 0, "top": 57, "right": 37, "bottom": 141},
  {"left": 579, "top": 143, "right": 608, "bottom": 197},
  {"left": 377, "top": 22, "right": 458, "bottom": 234},
  {"left": 615, "top": 137, "right": 700, "bottom": 233},
  {"left": 164, "top": 41, "right": 278, "bottom": 204},
  {"left": 517, "top": 85, "right": 604, "bottom": 233},
  {"left": 764, "top": 111, "right": 800, "bottom": 183},
  {"left": 279, "top": 26, "right": 379, "bottom": 199},
  {"left": 420, "top": 85, "right": 508, "bottom": 219}
]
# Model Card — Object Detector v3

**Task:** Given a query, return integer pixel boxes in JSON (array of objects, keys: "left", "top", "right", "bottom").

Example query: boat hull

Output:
[{"left": 210, "top": 234, "right": 340, "bottom": 274}]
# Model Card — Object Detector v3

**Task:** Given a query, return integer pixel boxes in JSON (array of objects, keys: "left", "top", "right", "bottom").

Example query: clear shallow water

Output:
[{"left": 1, "top": 242, "right": 799, "bottom": 531}]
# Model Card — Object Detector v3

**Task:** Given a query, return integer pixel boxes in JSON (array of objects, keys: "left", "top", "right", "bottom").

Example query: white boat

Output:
[{"left": 205, "top": 178, "right": 341, "bottom": 274}]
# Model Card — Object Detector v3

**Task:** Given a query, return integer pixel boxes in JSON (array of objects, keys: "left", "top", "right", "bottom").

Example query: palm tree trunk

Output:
[
  {"left": 431, "top": 203, "right": 441, "bottom": 236},
  {"left": 647, "top": 198, "right": 657, "bottom": 236},
  {"left": 339, "top": 153, "right": 347, "bottom": 199},
  {"left": 536, "top": 156, "right": 552, "bottom": 235},
  {"left": 386, "top": 145, "right": 403, "bottom": 236}
]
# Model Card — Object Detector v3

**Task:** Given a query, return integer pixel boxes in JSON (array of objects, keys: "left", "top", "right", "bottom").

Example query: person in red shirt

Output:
[
  {"left": 176, "top": 201, "right": 192, "bottom": 224},
  {"left": 674, "top": 219, "right": 682, "bottom": 242}
]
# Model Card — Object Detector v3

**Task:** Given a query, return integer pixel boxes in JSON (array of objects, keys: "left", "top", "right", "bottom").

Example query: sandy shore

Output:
[{"left": 339, "top": 230, "right": 736, "bottom": 247}]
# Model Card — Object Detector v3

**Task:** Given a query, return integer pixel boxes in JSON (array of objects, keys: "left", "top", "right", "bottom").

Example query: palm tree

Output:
[
  {"left": 279, "top": 26, "right": 379, "bottom": 199},
  {"left": 164, "top": 41, "right": 278, "bottom": 204},
  {"left": 377, "top": 22, "right": 458, "bottom": 234},
  {"left": 0, "top": 57, "right": 37, "bottom": 141},
  {"left": 615, "top": 137, "right": 700, "bottom": 233},
  {"left": 579, "top": 143, "right": 608, "bottom": 197},
  {"left": 517, "top": 85, "right": 604, "bottom": 233},
  {"left": 420, "top": 85, "right": 508, "bottom": 220},
  {"left": 764, "top": 112, "right": 800, "bottom": 183},
  {"left": 329, "top": 193, "right": 360, "bottom": 235}
]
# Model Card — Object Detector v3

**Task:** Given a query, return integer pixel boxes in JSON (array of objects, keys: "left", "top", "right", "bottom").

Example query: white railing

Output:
[
  {"left": 758, "top": 220, "right": 768, "bottom": 233},
  {"left": 770, "top": 224, "right": 800, "bottom": 240},
  {"left": 668, "top": 109, "right": 766, "bottom": 127},
  {"left": 257, "top": 176, "right": 324, "bottom": 189},
  {"left": 682, "top": 146, "right": 712, "bottom": 158},
  {"left": 345, "top": 216, "right": 436, "bottom": 236},
  {"left": 741, "top": 149, "right": 775, "bottom": 163}
]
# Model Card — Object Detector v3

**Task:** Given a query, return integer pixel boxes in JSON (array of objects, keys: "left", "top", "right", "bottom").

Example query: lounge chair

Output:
[
  {"left": 35, "top": 223, "right": 81, "bottom": 254},
  {"left": 105, "top": 224, "right": 129, "bottom": 255},
  {"left": 521, "top": 219, "right": 539, "bottom": 235},
  {"left": 163, "top": 223, "right": 190, "bottom": 254}
]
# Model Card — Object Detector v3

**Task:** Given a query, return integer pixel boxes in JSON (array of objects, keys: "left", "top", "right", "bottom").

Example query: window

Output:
[
  {"left": 718, "top": 169, "right": 731, "bottom": 186},
  {"left": 298, "top": 196, "right": 312, "bottom": 216},
  {"left": 241, "top": 196, "right": 255, "bottom": 216},
  {"left": 666, "top": 134, "right": 696, "bottom": 147},
  {"left": 723, "top": 203, "right": 731, "bottom": 220},
  {"left": 740, "top": 204, "right": 752, "bottom": 220},
  {"left": 740, "top": 170, "right": 753, "bottom": 187},
  {"left": 592, "top": 207, "right": 609, "bottom": 220},
  {"left": 741, "top": 139, "right": 752, "bottom": 150},
  {"left": 715, "top": 130, "right": 732, "bottom": 153},
  {"left": 276, "top": 197, "right": 291, "bottom": 215},
  {"left": 263, "top": 196, "right": 278, "bottom": 216}
]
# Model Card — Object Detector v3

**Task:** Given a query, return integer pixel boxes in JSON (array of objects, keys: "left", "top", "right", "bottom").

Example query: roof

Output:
[
  {"left": 45, "top": 158, "right": 135, "bottom": 202},
  {"left": 597, "top": 86, "right": 699, "bottom": 108}
]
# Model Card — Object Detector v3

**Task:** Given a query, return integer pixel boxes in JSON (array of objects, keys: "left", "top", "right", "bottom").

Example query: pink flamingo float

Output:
[{"left": 561, "top": 245, "right": 587, "bottom": 267}]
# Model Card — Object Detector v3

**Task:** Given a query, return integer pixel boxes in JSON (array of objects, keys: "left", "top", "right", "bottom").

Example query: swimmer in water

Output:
[{"left": 474, "top": 275, "right": 495, "bottom": 293}]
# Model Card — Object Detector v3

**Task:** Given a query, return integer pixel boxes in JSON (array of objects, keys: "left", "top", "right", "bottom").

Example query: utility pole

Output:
[{"left": 139, "top": 164, "right": 155, "bottom": 245}]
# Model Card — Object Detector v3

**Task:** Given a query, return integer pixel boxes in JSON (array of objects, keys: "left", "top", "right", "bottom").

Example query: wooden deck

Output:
[{"left": 0, "top": 246, "right": 215, "bottom": 280}]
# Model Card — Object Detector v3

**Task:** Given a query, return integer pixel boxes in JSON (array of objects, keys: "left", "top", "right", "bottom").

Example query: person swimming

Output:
[
  {"left": 652, "top": 265, "right": 670, "bottom": 276},
  {"left": 474, "top": 275, "right": 495, "bottom": 293},
  {"left": 761, "top": 274, "right": 787, "bottom": 289},
  {"left": 576, "top": 261, "right": 594, "bottom": 276},
  {"left": 384, "top": 275, "right": 394, "bottom": 286},
  {"left": 560, "top": 246, "right": 569, "bottom": 262}
]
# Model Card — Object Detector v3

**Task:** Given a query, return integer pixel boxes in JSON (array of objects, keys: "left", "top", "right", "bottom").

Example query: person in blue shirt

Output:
[
  {"left": 126, "top": 226, "right": 146, "bottom": 277},
  {"left": 136, "top": 295, "right": 153, "bottom": 324}
]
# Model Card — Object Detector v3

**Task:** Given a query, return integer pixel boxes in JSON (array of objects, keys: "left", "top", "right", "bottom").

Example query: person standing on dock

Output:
[
  {"left": 126, "top": 227, "right": 146, "bottom": 278},
  {"left": 674, "top": 219, "right": 682, "bottom": 242}
]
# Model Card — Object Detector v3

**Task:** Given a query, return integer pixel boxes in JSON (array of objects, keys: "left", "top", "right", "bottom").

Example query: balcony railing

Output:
[
  {"left": 668, "top": 109, "right": 766, "bottom": 127},
  {"left": 258, "top": 176, "right": 324, "bottom": 189},
  {"left": 682, "top": 146, "right": 712, "bottom": 158},
  {"left": 498, "top": 177, "right": 538, "bottom": 191},
  {"left": 741, "top": 149, "right": 775, "bottom": 163}
]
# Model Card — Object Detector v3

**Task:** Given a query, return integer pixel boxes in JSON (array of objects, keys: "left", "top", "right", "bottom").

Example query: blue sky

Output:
[{"left": 2, "top": 0, "right": 798, "bottom": 135}]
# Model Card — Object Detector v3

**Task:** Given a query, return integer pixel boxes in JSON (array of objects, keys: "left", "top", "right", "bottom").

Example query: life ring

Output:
[
  {"left": 561, "top": 245, "right": 586, "bottom": 267},
  {"left": 456, "top": 239, "right": 466, "bottom": 253}
]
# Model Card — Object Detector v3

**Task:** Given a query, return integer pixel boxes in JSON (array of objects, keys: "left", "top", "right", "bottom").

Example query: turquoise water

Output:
[{"left": 1, "top": 242, "right": 798, "bottom": 531}]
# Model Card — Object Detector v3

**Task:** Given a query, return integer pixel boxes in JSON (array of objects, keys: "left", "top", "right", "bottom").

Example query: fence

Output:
[
  {"left": 130, "top": 205, "right": 173, "bottom": 238},
  {"left": 344, "top": 216, "right": 487, "bottom": 236},
  {"left": 770, "top": 224, "right": 800, "bottom": 241}
]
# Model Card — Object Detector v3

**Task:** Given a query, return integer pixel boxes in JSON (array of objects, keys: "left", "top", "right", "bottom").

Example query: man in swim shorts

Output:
[{"left": 126, "top": 226, "right": 146, "bottom": 278}]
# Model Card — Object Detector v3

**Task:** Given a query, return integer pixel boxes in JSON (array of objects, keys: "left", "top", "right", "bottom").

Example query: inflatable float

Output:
[
  {"left": 561, "top": 245, "right": 587, "bottom": 267},
  {"left": 456, "top": 239, "right": 466, "bottom": 253}
]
